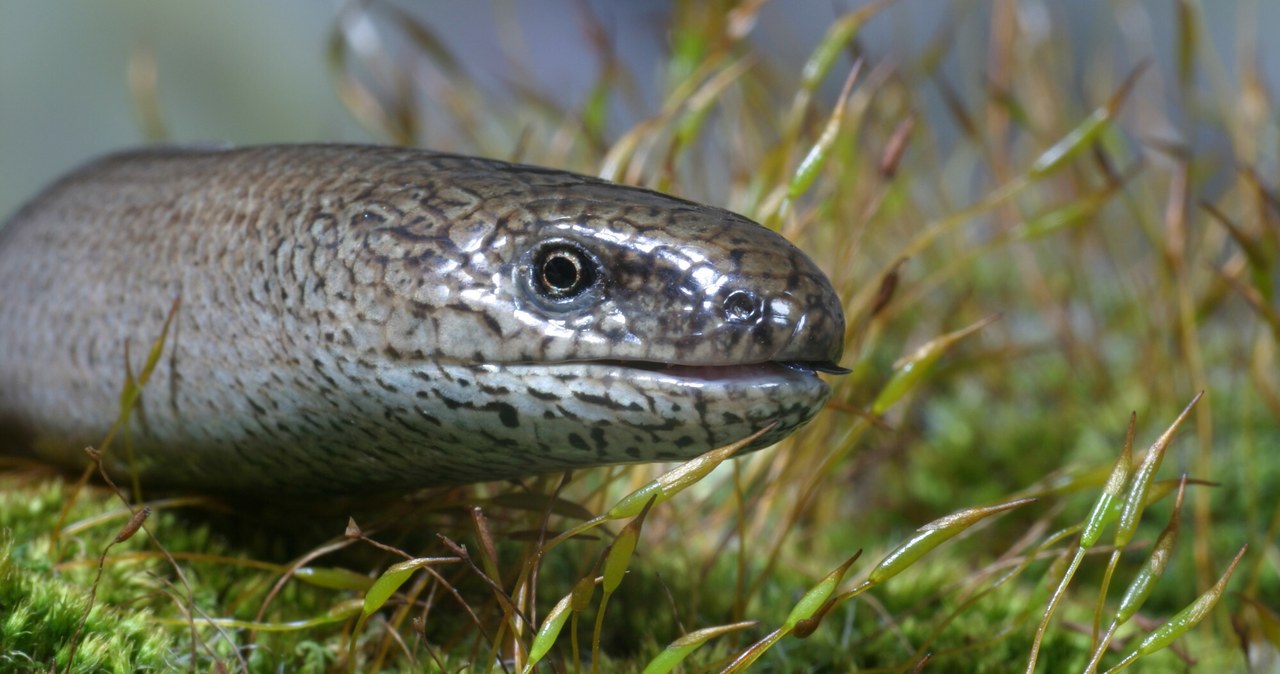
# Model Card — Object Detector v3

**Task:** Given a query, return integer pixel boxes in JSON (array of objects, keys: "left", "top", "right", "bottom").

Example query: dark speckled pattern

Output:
[{"left": 0, "top": 145, "right": 845, "bottom": 494}]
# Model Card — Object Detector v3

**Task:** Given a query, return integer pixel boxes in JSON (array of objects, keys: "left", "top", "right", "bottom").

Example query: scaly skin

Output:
[{"left": 0, "top": 145, "right": 845, "bottom": 494}]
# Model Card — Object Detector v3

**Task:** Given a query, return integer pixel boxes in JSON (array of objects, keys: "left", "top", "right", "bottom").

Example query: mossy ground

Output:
[{"left": 2, "top": 2, "right": 1278, "bottom": 672}]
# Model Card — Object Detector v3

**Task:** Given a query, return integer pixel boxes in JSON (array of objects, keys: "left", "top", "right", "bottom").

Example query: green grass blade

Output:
[
  {"left": 1081, "top": 413, "right": 1136, "bottom": 548},
  {"left": 1104, "top": 545, "right": 1247, "bottom": 673},
  {"left": 639, "top": 621, "right": 755, "bottom": 674},
  {"left": 1115, "top": 393, "right": 1202, "bottom": 547},
  {"left": 868, "top": 498, "right": 1035, "bottom": 585},
  {"left": 523, "top": 592, "right": 574, "bottom": 673}
]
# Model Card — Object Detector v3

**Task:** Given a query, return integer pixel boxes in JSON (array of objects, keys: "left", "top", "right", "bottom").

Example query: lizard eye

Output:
[{"left": 531, "top": 241, "right": 598, "bottom": 300}]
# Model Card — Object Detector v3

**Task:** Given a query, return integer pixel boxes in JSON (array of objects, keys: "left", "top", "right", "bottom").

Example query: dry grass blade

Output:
[
  {"left": 62, "top": 506, "right": 150, "bottom": 674},
  {"left": 126, "top": 46, "right": 167, "bottom": 142}
]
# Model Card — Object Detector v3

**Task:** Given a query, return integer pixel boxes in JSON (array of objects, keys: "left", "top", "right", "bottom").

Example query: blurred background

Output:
[{"left": 3, "top": 0, "right": 1278, "bottom": 217}]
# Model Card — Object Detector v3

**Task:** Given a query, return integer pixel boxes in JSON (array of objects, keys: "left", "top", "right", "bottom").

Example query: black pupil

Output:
[
  {"left": 538, "top": 246, "right": 593, "bottom": 298},
  {"left": 543, "top": 253, "right": 579, "bottom": 289}
]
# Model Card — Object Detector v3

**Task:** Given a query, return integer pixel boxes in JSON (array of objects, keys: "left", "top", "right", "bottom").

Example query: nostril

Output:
[{"left": 722, "top": 289, "right": 762, "bottom": 323}]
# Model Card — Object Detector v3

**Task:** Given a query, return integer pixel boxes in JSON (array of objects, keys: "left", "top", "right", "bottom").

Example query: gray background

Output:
[{"left": 2, "top": 1, "right": 1276, "bottom": 218}]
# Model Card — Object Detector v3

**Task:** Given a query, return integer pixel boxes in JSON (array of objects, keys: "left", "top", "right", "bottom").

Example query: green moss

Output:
[{"left": 0, "top": 529, "right": 167, "bottom": 672}]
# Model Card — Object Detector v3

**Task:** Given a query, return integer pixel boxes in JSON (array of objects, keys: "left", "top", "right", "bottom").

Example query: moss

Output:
[{"left": 0, "top": 528, "right": 167, "bottom": 672}]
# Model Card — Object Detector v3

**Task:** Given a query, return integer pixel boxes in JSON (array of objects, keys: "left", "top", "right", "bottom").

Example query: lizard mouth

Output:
[{"left": 593, "top": 359, "right": 849, "bottom": 380}]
